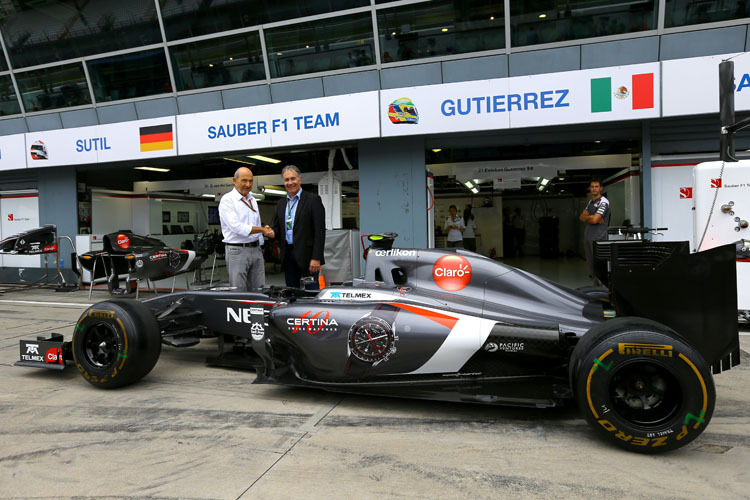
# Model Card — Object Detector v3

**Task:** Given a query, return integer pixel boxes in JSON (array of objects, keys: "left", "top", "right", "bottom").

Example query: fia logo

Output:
[
  {"left": 711, "top": 178, "right": 722, "bottom": 189},
  {"left": 679, "top": 187, "right": 693, "bottom": 199}
]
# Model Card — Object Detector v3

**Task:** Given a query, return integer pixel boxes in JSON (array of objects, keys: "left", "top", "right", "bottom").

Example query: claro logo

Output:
[
  {"left": 432, "top": 254, "right": 472, "bottom": 291},
  {"left": 116, "top": 234, "right": 130, "bottom": 249},
  {"left": 287, "top": 310, "right": 338, "bottom": 334}
]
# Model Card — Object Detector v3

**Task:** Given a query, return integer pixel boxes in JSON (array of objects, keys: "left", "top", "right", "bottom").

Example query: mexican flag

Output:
[{"left": 591, "top": 73, "right": 654, "bottom": 113}]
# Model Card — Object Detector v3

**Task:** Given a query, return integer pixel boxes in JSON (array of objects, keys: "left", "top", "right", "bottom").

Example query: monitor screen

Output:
[{"left": 207, "top": 206, "right": 220, "bottom": 225}]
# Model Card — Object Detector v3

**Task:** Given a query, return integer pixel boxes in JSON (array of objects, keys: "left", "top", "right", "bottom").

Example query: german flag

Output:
[{"left": 139, "top": 124, "right": 173, "bottom": 152}]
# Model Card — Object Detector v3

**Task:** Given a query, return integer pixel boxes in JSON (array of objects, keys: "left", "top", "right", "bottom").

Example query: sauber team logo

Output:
[
  {"left": 288, "top": 310, "right": 339, "bottom": 335},
  {"left": 679, "top": 187, "right": 693, "bottom": 199},
  {"left": 432, "top": 255, "right": 472, "bottom": 291},
  {"left": 711, "top": 178, "right": 722, "bottom": 189}
]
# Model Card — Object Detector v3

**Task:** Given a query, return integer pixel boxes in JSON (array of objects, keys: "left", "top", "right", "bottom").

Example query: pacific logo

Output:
[{"left": 432, "top": 255, "right": 472, "bottom": 291}]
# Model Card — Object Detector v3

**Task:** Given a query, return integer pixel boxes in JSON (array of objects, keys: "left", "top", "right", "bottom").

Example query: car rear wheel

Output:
[
  {"left": 73, "top": 299, "right": 161, "bottom": 389},
  {"left": 571, "top": 317, "right": 715, "bottom": 453}
]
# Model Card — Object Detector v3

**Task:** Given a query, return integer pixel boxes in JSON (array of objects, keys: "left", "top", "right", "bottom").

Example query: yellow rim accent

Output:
[
  {"left": 586, "top": 348, "right": 614, "bottom": 418},
  {"left": 679, "top": 352, "right": 708, "bottom": 429}
]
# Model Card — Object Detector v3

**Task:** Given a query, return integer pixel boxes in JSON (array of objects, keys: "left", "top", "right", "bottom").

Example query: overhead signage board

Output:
[
  {"left": 177, "top": 91, "right": 380, "bottom": 155},
  {"left": 380, "top": 79, "right": 510, "bottom": 137},
  {"left": 24, "top": 117, "right": 177, "bottom": 168},
  {"left": 0, "top": 134, "right": 27, "bottom": 171},
  {"left": 381, "top": 62, "right": 660, "bottom": 136},
  {"left": 661, "top": 52, "right": 750, "bottom": 117}
]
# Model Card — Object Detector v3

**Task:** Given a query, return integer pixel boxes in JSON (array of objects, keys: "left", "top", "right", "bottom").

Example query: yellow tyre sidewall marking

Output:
[
  {"left": 678, "top": 352, "right": 708, "bottom": 429},
  {"left": 586, "top": 348, "right": 613, "bottom": 418}
]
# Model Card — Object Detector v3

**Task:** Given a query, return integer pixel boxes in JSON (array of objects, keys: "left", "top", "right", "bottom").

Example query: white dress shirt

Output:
[{"left": 218, "top": 187, "right": 264, "bottom": 244}]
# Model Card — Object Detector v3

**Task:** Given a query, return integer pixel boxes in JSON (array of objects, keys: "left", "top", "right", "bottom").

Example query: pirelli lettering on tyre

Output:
[
  {"left": 618, "top": 343, "right": 673, "bottom": 358},
  {"left": 88, "top": 309, "right": 115, "bottom": 319}
]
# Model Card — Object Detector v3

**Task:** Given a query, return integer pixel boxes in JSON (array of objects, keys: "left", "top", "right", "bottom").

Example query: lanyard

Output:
[
  {"left": 241, "top": 197, "right": 256, "bottom": 212},
  {"left": 286, "top": 197, "right": 298, "bottom": 218}
]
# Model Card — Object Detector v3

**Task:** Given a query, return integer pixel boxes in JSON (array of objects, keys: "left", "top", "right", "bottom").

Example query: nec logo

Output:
[
  {"left": 226, "top": 306, "right": 264, "bottom": 323},
  {"left": 679, "top": 187, "right": 693, "bottom": 199},
  {"left": 711, "top": 178, "right": 722, "bottom": 188}
]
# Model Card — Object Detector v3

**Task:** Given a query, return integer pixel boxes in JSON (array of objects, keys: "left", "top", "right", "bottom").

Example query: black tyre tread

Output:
[{"left": 73, "top": 299, "right": 161, "bottom": 389}]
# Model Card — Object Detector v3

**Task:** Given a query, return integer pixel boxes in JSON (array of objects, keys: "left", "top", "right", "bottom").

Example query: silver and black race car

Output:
[{"left": 16, "top": 233, "right": 740, "bottom": 453}]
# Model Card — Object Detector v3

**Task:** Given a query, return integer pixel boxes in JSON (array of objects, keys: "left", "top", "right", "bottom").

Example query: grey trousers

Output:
[
  {"left": 225, "top": 245, "right": 265, "bottom": 291},
  {"left": 584, "top": 239, "right": 603, "bottom": 287}
]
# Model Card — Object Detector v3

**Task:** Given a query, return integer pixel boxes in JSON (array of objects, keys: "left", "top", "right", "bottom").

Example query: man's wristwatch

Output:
[{"left": 345, "top": 303, "right": 400, "bottom": 377}]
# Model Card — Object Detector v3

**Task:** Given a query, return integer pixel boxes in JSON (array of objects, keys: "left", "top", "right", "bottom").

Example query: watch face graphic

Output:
[{"left": 347, "top": 316, "right": 397, "bottom": 363}]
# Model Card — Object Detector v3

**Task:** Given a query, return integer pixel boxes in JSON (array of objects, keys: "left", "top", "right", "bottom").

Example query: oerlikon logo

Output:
[
  {"left": 116, "top": 234, "right": 130, "bottom": 249},
  {"left": 432, "top": 255, "right": 472, "bottom": 291}
]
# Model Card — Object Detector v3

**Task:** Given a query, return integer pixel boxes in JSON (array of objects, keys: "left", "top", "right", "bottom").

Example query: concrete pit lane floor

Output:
[{"left": 0, "top": 288, "right": 748, "bottom": 500}]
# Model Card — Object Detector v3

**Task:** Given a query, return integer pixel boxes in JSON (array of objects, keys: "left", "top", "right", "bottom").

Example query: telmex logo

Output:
[
  {"left": 373, "top": 249, "right": 416, "bottom": 257},
  {"left": 288, "top": 310, "right": 339, "bottom": 335},
  {"left": 432, "top": 254, "right": 472, "bottom": 291},
  {"left": 116, "top": 234, "right": 130, "bottom": 248},
  {"left": 618, "top": 343, "right": 673, "bottom": 358}
]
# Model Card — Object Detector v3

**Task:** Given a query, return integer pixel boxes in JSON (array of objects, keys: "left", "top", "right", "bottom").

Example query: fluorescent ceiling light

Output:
[
  {"left": 263, "top": 187, "right": 287, "bottom": 196},
  {"left": 473, "top": 178, "right": 481, "bottom": 184},
  {"left": 464, "top": 180, "right": 474, "bottom": 189},
  {"left": 201, "top": 194, "right": 215, "bottom": 198},
  {"left": 540, "top": 177, "right": 550, "bottom": 186},
  {"left": 248, "top": 155, "right": 281, "bottom": 164},
  {"left": 134, "top": 166, "right": 170, "bottom": 172},
  {"left": 539, "top": 13, "right": 547, "bottom": 18},
  {"left": 431, "top": 148, "right": 442, "bottom": 152},
  {"left": 594, "top": 140, "right": 601, "bottom": 143},
  {"left": 470, "top": 187, "right": 479, "bottom": 194},
  {"left": 224, "top": 157, "right": 255, "bottom": 165},
  {"left": 441, "top": 28, "right": 448, "bottom": 32},
  {"left": 490, "top": 16, "right": 495, "bottom": 20}
]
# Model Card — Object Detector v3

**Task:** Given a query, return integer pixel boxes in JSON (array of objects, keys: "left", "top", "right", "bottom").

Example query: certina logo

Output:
[
  {"left": 116, "top": 234, "right": 130, "bottom": 248},
  {"left": 226, "top": 307, "right": 264, "bottom": 324},
  {"left": 288, "top": 310, "right": 338, "bottom": 335},
  {"left": 432, "top": 254, "right": 472, "bottom": 291},
  {"left": 679, "top": 187, "right": 693, "bottom": 199},
  {"left": 373, "top": 249, "right": 417, "bottom": 257},
  {"left": 618, "top": 343, "right": 673, "bottom": 358}
]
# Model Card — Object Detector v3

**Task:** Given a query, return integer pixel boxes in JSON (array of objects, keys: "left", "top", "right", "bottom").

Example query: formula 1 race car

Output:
[
  {"left": 16, "top": 233, "right": 740, "bottom": 453},
  {"left": 77, "top": 230, "right": 220, "bottom": 295}
]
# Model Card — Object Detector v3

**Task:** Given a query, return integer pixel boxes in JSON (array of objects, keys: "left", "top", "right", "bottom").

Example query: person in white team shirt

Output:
[
  {"left": 444, "top": 204, "right": 465, "bottom": 248},
  {"left": 218, "top": 167, "right": 273, "bottom": 291}
]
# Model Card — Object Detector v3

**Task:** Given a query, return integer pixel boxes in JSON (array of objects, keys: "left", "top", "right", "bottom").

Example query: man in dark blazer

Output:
[{"left": 270, "top": 165, "right": 326, "bottom": 289}]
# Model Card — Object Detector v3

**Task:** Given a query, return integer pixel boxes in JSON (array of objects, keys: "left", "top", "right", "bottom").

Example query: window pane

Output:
[
  {"left": 170, "top": 32, "right": 265, "bottom": 91},
  {"left": 0, "top": 75, "right": 21, "bottom": 116},
  {"left": 16, "top": 63, "right": 91, "bottom": 112},
  {"left": 266, "top": 13, "right": 375, "bottom": 78},
  {"left": 161, "top": 0, "right": 370, "bottom": 41},
  {"left": 510, "top": 1, "right": 656, "bottom": 47},
  {"left": 377, "top": 0, "right": 504, "bottom": 63},
  {"left": 0, "top": 55, "right": 8, "bottom": 72},
  {"left": 665, "top": 0, "right": 750, "bottom": 28},
  {"left": 87, "top": 50, "right": 171, "bottom": 102},
  {"left": 0, "top": 0, "right": 161, "bottom": 68}
]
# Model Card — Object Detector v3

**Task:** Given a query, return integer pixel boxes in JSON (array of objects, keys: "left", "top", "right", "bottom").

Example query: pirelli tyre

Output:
[
  {"left": 73, "top": 299, "right": 161, "bottom": 389},
  {"left": 571, "top": 317, "right": 715, "bottom": 453}
]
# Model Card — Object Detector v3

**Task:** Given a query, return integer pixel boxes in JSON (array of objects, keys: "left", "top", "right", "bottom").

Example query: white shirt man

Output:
[{"left": 218, "top": 167, "right": 272, "bottom": 291}]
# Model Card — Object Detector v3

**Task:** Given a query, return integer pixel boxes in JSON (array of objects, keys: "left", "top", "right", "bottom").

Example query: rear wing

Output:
[{"left": 596, "top": 240, "right": 739, "bottom": 373}]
